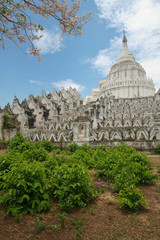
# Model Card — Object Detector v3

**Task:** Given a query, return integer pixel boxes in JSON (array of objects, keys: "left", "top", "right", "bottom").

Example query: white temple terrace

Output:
[{"left": 1, "top": 31, "right": 160, "bottom": 151}]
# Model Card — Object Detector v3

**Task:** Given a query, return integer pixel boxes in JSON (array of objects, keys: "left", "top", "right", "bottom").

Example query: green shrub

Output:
[
  {"left": 43, "top": 157, "right": 58, "bottom": 171},
  {"left": 8, "top": 132, "right": 26, "bottom": 150},
  {"left": 22, "top": 146, "right": 49, "bottom": 162},
  {"left": 93, "top": 145, "right": 156, "bottom": 211},
  {"left": 42, "top": 157, "right": 58, "bottom": 177},
  {"left": 96, "top": 145, "right": 108, "bottom": 151},
  {"left": 9, "top": 139, "right": 49, "bottom": 162},
  {"left": 0, "top": 145, "right": 49, "bottom": 186},
  {"left": 66, "top": 142, "right": 79, "bottom": 153},
  {"left": 112, "top": 166, "right": 139, "bottom": 191},
  {"left": 95, "top": 151, "right": 120, "bottom": 181},
  {"left": 0, "top": 139, "right": 156, "bottom": 214},
  {"left": 154, "top": 144, "right": 160, "bottom": 154},
  {"left": 129, "top": 152, "right": 152, "bottom": 168},
  {"left": 112, "top": 156, "right": 157, "bottom": 191},
  {"left": 128, "top": 153, "right": 157, "bottom": 185},
  {"left": 157, "top": 164, "right": 160, "bottom": 173},
  {"left": 35, "top": 140, "right": 54, "bottom": 152},
  {"left": 2, "top": 113, "right": 11, "bottom": 122},
  {"left": 94, "top": 147, "right": 110, "bottom": 164},
  {"left": 95, "top": 147, "right": 156, "bottom": 186},
  {"left": 0, "top": 150, "right": 25, "bottom": 186},
  {"left": 112, "top": 143, "right": 136, "bottom": 154},
  {"left": 53, "top": 148, "right": 62, "bottom": 155},
  {"left": 72, "top": 149, "right": 95, "bottom": 168},
  {"left": 0, "top": 161, "right": 51, "bottom": 216},
  {"left": 54, "top": 153, "right": 71, "bottom": 165},
  {"left": 117, "top": 185, "right": 149, "bottom": 210},
  {"left": 52, "top": 163, "right": 97, "bottom": 211},
  {"left": 17, "top": 140, "right": 34, "bottom": 153},
  {"left": 79, "top": 143, "right": 92, "bottom": 152},
  {"left": 7, "top": 135, "right": 50, "bottom": 162},
  {"left": 2, "top": 113, "right": 14, "bottom": 129}
]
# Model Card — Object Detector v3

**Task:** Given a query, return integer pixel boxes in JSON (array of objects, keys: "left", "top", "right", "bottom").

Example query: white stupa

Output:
[{"left": 85, "top": 32, "right": 155, "bottom": 103}]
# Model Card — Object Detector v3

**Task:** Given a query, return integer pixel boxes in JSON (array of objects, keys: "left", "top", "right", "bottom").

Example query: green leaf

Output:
[
  {"left": 20, "top": 14, "right": 26, "bottom": 22},
  {"left": 19, "top": 194, "right": 30, "bottom": 203},
  {"left": 38, "top": 24, "right": 44, "bottom": 31}
]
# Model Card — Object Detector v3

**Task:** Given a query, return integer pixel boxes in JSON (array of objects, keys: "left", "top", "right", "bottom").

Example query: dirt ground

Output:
[{"left": 0, "top": 152, "right": 160, "bottom": 240}]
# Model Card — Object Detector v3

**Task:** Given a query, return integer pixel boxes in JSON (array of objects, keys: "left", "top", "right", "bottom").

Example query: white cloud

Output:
[
  {"left": 141, "top": 57, "right": 160, "bottom": 90},
  {"left": 29, "top": 80, "right": 43, "bottom": 85},
  {"left": 51, "top": 79, "right": 85, "bottom": 92},
  {"left": 90, "top": 50, "right": 111, "bottom": 76},
  {"left": 93, "top": 0, "right": 160, "bottom": 88},
  {"left": 89, "top": 37, "right": 121, "bottom": 77},
  {"left": 29, "top": 79, "right": 85, "bottom": 92},
  {"left": 34, "top": 28, "right": 63, "bottom": 54}
]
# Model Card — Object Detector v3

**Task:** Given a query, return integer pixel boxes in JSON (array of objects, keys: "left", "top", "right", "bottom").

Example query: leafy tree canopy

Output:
[{"left": 0, "top": 0, "right": 92, "bottom": 60}]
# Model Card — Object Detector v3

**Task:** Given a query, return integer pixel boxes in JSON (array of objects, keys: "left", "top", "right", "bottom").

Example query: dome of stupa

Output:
[{"left": 85, "top": 32, "right": 155, "bottom": 103}]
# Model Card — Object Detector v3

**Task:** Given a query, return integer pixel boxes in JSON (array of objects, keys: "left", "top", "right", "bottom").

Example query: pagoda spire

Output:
[
  {"left": 122, "top": 30, "right": 128, "bottom": 48},
  {"left": 117, "top": 30, "right": 135, "bottom": 63}
]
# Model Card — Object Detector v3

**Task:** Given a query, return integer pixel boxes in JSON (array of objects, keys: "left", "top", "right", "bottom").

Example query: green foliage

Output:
[
  {"left": 52, "top": 163, "right": 97, "bottom": 211},
  {"left": 96, "top": 145, "right": 108, "bottom": 151},
  {"left": 2, "top": 113, "right": 11, "bottom": 122},
  {"left": 2, "top": 113, "right": 13, "bottom": 129},
  {"left": 22, "top": 146, "right": 49, "bottom": 162},
  {"left": 53, "top": 153, "right": 71, "bottom": 166},
  {"left": 57, "top": 212, "right": 67, "bottom": 228},
  {"left": 8, "top": 132, "right": 26, "bottom": 150},
  {"left": 157, "top": 164, "right": 160, "bottom": 173},
  {"left": 35, "top": 140, "right": 54, "bottom": 152},
  {"left": 71, "top": 148, "right": 95, "bottom": 168},
  {"left": 126, "top": 126, "right": 133, "bottom": 131},
  {"left": 0, "top": 135, "right": 96, "bottom": 215},
  {"left": 0, "top": 139, "right": 9, "bottom": 149},
  {"left": 117, "top": 185, "right": 149, "bottom": 210},
  {"left": 79, "top": 143, "right": 92, "bottom": 152},
  {"left": 66, "top": 142, "right": 79, "bottom": 153},
  {"left": 9, "top": 137, "right": 49, "bottom": 162},
  {"left": 53, "top": 148, "right": 62, "bottom": 155},
  {"left": 33, "top": 97, "right": 38, "bottom": 103},
  {"left": 0, "top": 150, "right": 25, "bottom": 187},
  {"left": 72, "top": 217, "right": 84, "bottom": 240},
  {"left": 0, "top": 161, "right": 51, "bottom": 216},
  {"left": 112, "top": 165, "right": 139, "bottom": 191},
  {"left": 129, "top": 152, "right": 152, "bottom": 167},
  {"left": 95, "top": 145, "right": 155, "bottom": 186},
  {"left": 43, "top": 157, "right": 58, "bottom": 172},
  {"left": 35, "top": 217, "right": 48, "bottom": 232},
  {"left": 154, "top": 144, "right": 160, "bottom": 154},
  {"left": 4, "top": 122, "right": 15, "bottom": 129},
  {"left": 17, "top": 140, "right": 33, "bottom": 153},
  {"left": 94, "top": 143, "right": 157, "bottom": 210},
  {"left": 112, "top": 142, "right": 136, "bottom": 153},
  {"left": 0, "top": 136, "right": 157, "bottom": 215}
]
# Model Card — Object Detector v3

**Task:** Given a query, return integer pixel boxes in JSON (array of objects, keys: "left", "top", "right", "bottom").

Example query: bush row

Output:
[
  {"left": 0, "top": 133, "right": 158, "bottom": 215},
  {"left": 0, "top": 133, "right": 96, "bottom": 215},
  {"left": 68, "top": 143, "right": 158, "bottom": 210}
]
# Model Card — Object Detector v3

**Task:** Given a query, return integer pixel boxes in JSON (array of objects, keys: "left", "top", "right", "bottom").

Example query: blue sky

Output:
[{"left": 1, "top": 0, "right": 160, "bottom": 108}]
